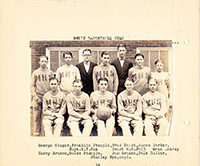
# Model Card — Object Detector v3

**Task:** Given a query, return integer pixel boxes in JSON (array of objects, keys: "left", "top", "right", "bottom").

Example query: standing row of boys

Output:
[{"left": 30, "top": 44, "right": 171, "bottom": 137}]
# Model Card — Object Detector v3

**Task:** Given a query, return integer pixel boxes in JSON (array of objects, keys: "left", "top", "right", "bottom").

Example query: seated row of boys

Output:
[
  {"left": 42, "top": 76, "right": 168, "bottom": 137},
  {"left": 30, "top": 44, "right": 171, "bottom": 137}
]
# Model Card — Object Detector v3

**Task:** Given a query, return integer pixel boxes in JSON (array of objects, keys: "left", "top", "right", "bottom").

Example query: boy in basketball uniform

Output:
[
  {"left": 152, "top": 60, "right": 171, "bottom": 121},
  {"left": 128, "top": 53, "right": 151, "bottom": 96},
  {"left": 42, "top": 77, "right": 67, "bottom": 137},
  {"left": 67, "top": 79, "right": 93, "bottom": 137},
  {"left": 56, "top": 51, "right": 81, "bottom": 95},
  {"left": 90, "top": 78, "right": 116, "bottom": 136},
  {"left": 30, "top": 55, "right": 54, "bottom": 136},
  {"left": 93, "top": 51, "right": 119, "bottom": 96},
  {"left": 142, "top": 78, "right": 168, "bottom": 136},
  {"left": 117, "top": 78, "right": 143, "bottom": 136}
]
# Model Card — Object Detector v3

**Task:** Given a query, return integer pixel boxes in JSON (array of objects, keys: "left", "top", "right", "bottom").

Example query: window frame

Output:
[{"left": 46, "top": 47, "right": 118, "bottom": 70}]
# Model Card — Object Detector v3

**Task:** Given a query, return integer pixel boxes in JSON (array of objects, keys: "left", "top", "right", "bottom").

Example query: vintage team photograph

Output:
[{"left": 30, "top": 40, "right": 173, "bottom": 137}]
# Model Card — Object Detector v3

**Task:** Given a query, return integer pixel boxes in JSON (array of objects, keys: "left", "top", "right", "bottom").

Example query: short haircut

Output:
[
  {"left": 148, "top": 77, "right": 158, "bottom": 84},
  {"left": 49, "top": 77, "right": 59, "bottom": 83},
  {"left": 101, "top": 51, "right": 110, "bottom": 58},
  {"left": 63, "top": 51, "right": 73, "bottom": 58},
  {"left": 72, "top": 79, "right": 83, "bottom": 85},
  {"left": 98, "top": 77, "right": 108, "bottom": 84},
  {"left": 39, "top": 55, "right": 48, "bottom": 61},
  {"left": 134, "top": 53, "right": 144, "bottom": 59},
  {"left": 125, "top": 77, "right": 134, "bottom": 83},
  {"left": 154, "top": 59, "right": 163, "bottom": 65},
  {"left": 82, "top": 49, "right": 92, "bottom": 54},
  {"left": 117, "top": 44, "right": 126, "bottom": 50}
]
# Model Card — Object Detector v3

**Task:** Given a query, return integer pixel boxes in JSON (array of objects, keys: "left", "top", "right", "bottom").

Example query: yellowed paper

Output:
[{"left": 0, "top": 0, "right": 199, "bottom": 166}]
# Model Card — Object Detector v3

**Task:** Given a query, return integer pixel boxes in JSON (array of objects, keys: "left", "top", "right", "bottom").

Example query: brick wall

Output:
[{"left": 30, "top": 40, "right": 172, "bottom": 73}]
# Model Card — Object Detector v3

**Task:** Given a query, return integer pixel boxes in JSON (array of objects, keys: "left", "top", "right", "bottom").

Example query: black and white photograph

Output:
[
  {"left": 0, "top": 0, "right": 199, "bottom": 166},
  {"left": 30, "top": 40, "right": 173, "bottom": 137}
]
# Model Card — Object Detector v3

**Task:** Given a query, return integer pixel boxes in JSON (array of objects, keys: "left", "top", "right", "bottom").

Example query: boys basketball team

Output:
[{"left": 30, "top": 44, "right": 171, "bottom": 137}]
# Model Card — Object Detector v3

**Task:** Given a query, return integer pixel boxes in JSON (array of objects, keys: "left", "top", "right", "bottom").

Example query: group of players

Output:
[{"left": 30, "top": 44, "right": 171, "bottom": 137}]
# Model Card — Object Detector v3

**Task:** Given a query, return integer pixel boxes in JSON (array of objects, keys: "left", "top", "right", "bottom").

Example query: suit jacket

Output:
[
  {"left": 76, "top": 61, "right": 97, "bottom": 96},
  {"left": 111, "top": 58, "right": 133, "bottom": 94}
]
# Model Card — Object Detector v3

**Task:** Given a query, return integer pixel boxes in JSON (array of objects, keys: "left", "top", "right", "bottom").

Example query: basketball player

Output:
[
  {"left": 142, "top": 78, "right": 168, "bottom": 136},
  {"left": 152, "top": 60, "right": 171, "bottom": 121},
  {"left": 90, "top": 77, "right": 116, "bottom": 136},
  {"left": 42, "top": 77, "right": 67, "bottom": 137},
  {"left": 117, "top": 78, "right": 143, "bottom": 136},
  {"left": 76, "top": 49, "right": 97, "bottom": 96},
  {"left": 56, "top": 51, "right": 81, "bottom": 95},
  {"left": 67, "top": 79, "right": 93, "bottom": 137},
  {"left": 93, "top": 51, "right": 119, "bottom": 95},
  {"left": 128, "top": 53, "right": 151, "bottom": 96},
  {"left": 111, "top": 44, "right": 133, "bottom": 95},
  {"left": 30, "top": 55, "right": 54, "bottom": 136}
]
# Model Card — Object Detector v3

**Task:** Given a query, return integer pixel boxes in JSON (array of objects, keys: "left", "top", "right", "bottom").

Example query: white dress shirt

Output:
[
  {"left": 84, "top": 61, "right": 90, "bottom": 73},
  {"left": 119, "top": 57, "right": 125, "bottom": 68}
]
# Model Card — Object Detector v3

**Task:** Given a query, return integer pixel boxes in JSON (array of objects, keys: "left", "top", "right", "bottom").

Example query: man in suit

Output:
[
  {"left": 76, "top": 49, "right": 97, "bottom": 96},
  {"left": 111, "top": 44, "right": 133, "bottom": 95}
]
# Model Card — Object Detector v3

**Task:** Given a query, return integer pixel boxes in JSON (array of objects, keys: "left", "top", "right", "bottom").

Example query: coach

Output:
[
  {"left": 76, "top": 49, "right": 97, "bottom": 96},
  {"left": 111, "top": 44, "right": 133, "bottom": 95}
]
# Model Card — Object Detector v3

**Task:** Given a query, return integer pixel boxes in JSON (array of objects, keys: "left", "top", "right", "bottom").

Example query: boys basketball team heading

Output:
[{"left": 31, "top": 44, "right": 171, "bottom": 137}]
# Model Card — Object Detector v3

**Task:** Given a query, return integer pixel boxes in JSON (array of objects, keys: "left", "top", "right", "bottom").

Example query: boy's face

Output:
[
  {"left": 64, "top": 54, "right": 72, "bottom": 65},
  {"left": 149, "top": 79, "right": 157, "bottom": 92},
  {"left": 73, "top": 82, "right": 83, "bottom": 94},
  {"left": 135, "top": 55, "right": 144, "bottom": 67},
  {"left": 156, "top": 62, "right": 163, "bottom": 72},
  {"left": 125, "top": 80, "right": 134, "bottom": 91},
  {"left": 118, "top": 47, "right": 126, "bottom": 59},
  {"left": 39, "top": 57, "right": 48, "bottom": 68},
  {"left": 98, "top": 80, "right": 108, "bottom": 92},
  {"left": 101, "top": 54, "right": 110, "bottom": 66},
  {"left": 50, "top": 79, "right": 58, "bottom": 92},
  {"left": 82, "top": 50, "right": 91, "bottom": 63}
]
